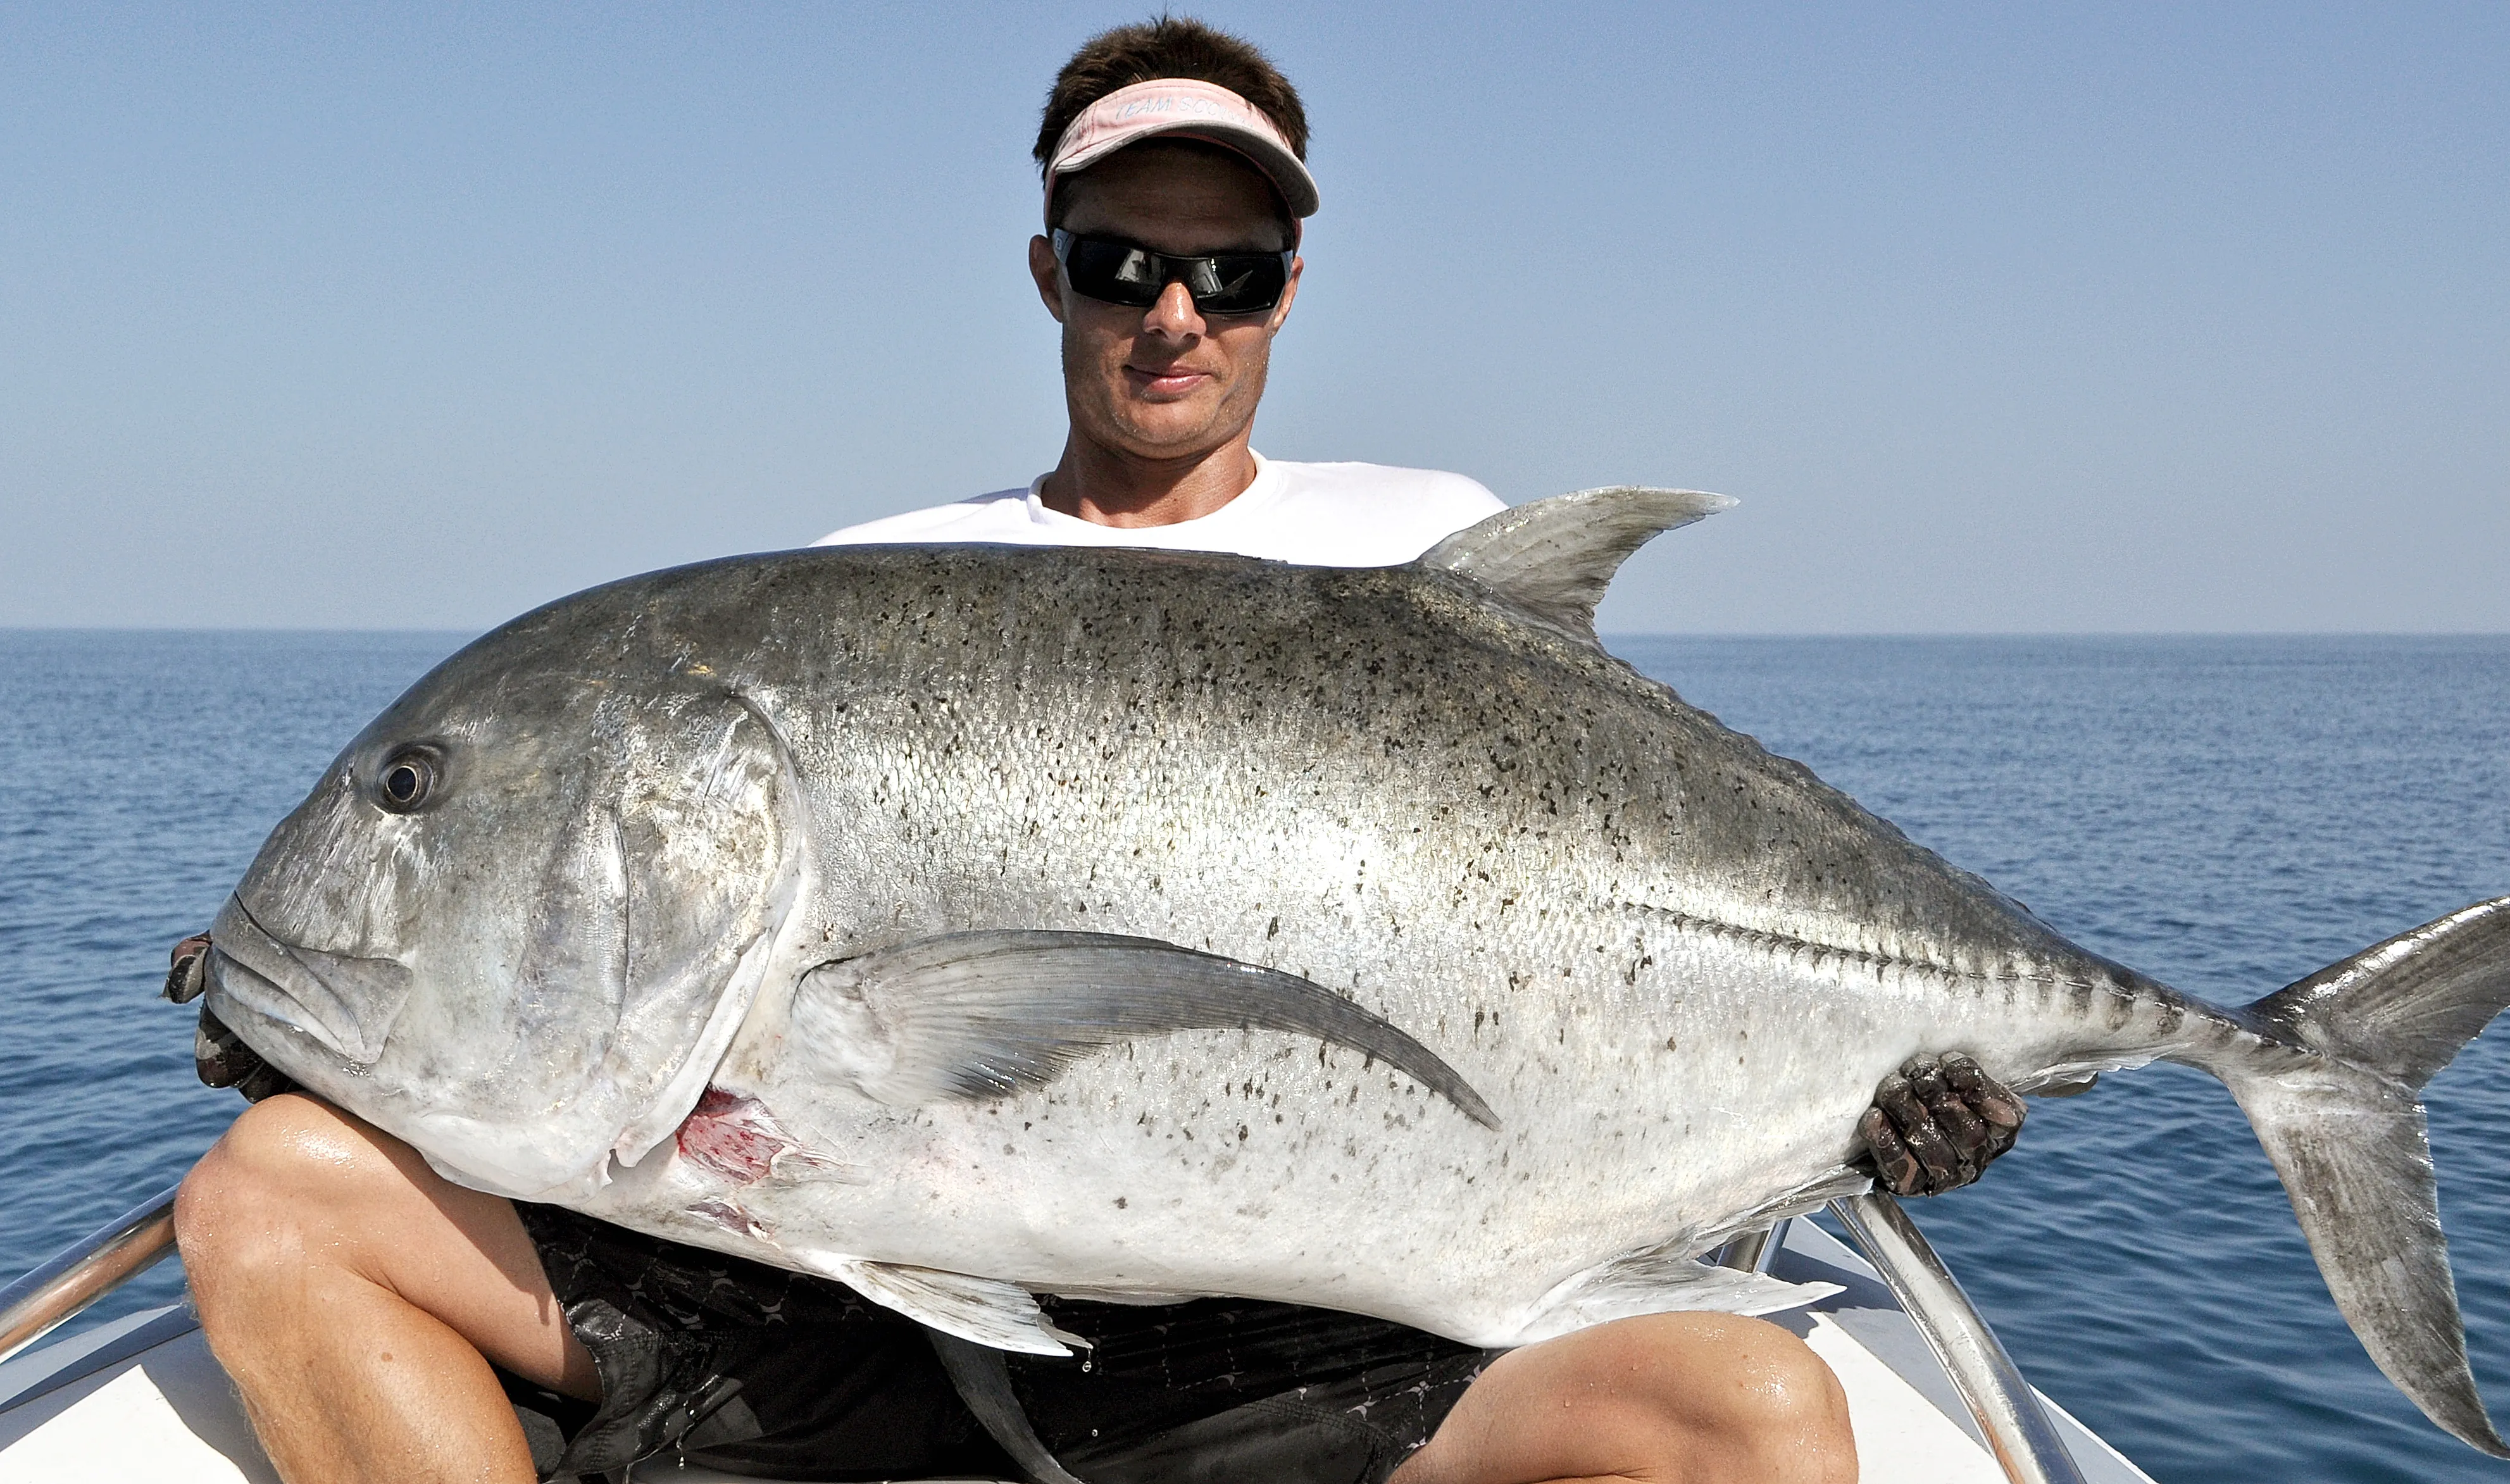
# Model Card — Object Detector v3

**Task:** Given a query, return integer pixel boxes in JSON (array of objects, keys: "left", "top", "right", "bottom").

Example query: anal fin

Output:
[
  {"left": 1492, "top": 1257, "right": 1844, "bottom": 1347},
  {"left": 1684, "top": 1168, "right": 1873, "bottom": 1257}
]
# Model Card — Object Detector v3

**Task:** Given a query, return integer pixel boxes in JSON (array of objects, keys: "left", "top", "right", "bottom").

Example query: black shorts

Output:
[{"left": 505, "top": 1204, "right": 1501, "bottom": 1483}]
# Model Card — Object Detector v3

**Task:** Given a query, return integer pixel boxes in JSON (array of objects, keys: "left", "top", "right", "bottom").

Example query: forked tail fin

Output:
[{"left": 2222, "top": 897, "right": 2510, "bottom": 1456}]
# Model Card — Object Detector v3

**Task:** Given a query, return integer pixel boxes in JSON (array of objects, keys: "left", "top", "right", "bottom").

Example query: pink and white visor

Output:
[{"left": 1045, "top": 77, "right": 1319, "bottom": 220}]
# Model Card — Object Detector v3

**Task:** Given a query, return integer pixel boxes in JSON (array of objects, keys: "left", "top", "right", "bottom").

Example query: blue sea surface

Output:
[{"left": 3, "top": 629, "right": 2506, "bottom": 1482}]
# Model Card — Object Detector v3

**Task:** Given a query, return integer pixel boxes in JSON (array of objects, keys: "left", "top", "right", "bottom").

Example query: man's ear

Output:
[
  {"left": 1027, "top": 235, "right": 1066, "bottom": 324},
  {"left": 1267, "top": 253, "right": 1302, "bottom": 334}
]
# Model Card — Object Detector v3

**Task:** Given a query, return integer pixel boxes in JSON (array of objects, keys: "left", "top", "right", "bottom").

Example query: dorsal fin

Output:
[{"left": 1416, "top": 486, "right": 1735, "bottom": 642}]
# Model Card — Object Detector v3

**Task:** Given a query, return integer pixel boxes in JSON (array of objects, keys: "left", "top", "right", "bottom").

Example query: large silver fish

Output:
[{"left": 202, "top": 488, "right": 2510, "bottom": 1453}]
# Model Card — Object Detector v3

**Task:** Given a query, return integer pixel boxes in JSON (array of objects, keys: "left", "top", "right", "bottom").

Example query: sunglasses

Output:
[{"left": 1051, "top": 229, "right": 1295, "bottom": 316}]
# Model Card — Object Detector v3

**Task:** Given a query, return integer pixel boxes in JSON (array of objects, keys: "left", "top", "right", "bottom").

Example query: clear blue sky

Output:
[{"left": 4, "top": 3, "right": 2503, "bottom": 632}]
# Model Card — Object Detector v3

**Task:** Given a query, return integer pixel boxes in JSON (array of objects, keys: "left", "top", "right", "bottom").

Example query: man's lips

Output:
[{"left": 1125, "top": 363, "right": 1214, "bottom": 396}]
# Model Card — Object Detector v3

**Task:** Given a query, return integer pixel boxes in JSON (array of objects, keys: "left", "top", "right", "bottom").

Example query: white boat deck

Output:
[{"left": 0, "top": 1218, "right": 2152, "bottom": 1483}]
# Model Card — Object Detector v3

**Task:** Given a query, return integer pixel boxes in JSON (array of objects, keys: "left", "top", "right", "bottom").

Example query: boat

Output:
[{"left": 0, "top": 1182, "right": 2151, "bottom": 1483}]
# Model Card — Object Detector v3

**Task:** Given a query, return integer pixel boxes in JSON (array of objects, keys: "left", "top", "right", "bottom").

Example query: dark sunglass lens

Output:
[
  {"left": 1064, "top": 238, "right": 1164, "bottom": 308},
  {"left": 1193, "top": 255, "right": 1287, "bottom": 315}
]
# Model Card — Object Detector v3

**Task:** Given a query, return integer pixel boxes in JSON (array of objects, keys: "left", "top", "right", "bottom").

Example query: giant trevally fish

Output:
[{"left": 200, "top": 488, "right": 2510, "bottom": 1454}]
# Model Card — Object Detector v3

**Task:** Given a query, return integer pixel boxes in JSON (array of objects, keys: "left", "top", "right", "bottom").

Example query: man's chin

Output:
[{"left": 1103, "top": 406, "right": 1242, "bottom": 461}]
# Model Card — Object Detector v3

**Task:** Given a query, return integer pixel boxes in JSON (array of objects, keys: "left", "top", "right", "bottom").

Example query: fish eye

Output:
[{"left": 375, "top": 747, "right": 442, "bottom": 813}]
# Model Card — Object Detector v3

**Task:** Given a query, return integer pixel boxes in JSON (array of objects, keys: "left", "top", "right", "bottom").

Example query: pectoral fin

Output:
[
  {"left": 810, "top": 1257, "right": 1085, "bottom": 1356},
  {"left": 789, "top": 930, "right": 1499, "bottom": 1128}
]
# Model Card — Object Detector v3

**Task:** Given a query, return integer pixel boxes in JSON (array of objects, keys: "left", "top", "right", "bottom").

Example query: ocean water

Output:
[{"left": 3, "top": 628, "right": 2506, "bottom": 1482}]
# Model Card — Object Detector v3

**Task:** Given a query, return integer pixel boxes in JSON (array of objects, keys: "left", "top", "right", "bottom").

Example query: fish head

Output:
[{"left": 205, "top": 639, "right": 805, "bottom": 1201}]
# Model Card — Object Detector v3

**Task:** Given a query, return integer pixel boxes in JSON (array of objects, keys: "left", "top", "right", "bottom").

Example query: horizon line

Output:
[{"left": 5, "top": 625, "right": 2507, "bottom": 641}]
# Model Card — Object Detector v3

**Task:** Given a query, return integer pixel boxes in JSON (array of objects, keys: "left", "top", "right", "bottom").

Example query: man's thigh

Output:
[{"left": 178, "top": 1091, "right": 590, "bottom": 1395}]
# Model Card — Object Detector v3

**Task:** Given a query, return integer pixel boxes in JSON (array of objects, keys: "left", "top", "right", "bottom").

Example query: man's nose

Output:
[{"left": 1141, "top": 280, "right": 1205, "bottom": 340}]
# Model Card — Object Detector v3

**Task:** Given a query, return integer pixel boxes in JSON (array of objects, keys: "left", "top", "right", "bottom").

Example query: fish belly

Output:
[{"left": 580, "top": 924, "right": 2110, "bottom": 1345}]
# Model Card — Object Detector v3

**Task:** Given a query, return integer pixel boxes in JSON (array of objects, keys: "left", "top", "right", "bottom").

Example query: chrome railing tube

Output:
[
  {"left": 1711, "top": 1222, "right": 1778, "bottom": 1274},
  {"left": 1831, "top": 1191, "right": 2085, "bottom": 1484},
  {"left": 0, "top": 1183, "right": 183, "bottom": 1364}
]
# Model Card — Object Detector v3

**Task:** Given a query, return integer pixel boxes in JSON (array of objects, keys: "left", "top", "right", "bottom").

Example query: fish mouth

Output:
[{"left": 206, "top": 894, "right": 416, "bottom": 1068}]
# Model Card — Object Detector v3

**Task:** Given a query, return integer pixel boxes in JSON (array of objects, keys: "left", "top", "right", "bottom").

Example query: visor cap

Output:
[{"left": 1045, "top": 77, "right": 1319, "bottom": 220}]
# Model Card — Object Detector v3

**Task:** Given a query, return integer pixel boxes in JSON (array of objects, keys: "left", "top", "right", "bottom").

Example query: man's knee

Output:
[
  {"left": 1580, "top": 1313, "right": 1854, "bottom": 1482},
  {"left": 176, "top": 1093, "right": 411, "bottom": 1288},
  {"left": 1682, "top": 1316, "right": 1850, "bottom": 1464}
]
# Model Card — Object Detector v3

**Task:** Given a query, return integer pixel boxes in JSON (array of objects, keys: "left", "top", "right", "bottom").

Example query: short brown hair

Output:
[{"left": 1034, "top": 17, "right": 1310, "bottom": 184}]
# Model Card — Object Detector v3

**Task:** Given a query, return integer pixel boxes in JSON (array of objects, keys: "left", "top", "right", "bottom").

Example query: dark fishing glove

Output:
[
  {"left": 164, "top": 932, "right": 299, "bottom": 1102},
  {"left": 1859, "top": 1052, "right": 2033, "bottom": 1196}
]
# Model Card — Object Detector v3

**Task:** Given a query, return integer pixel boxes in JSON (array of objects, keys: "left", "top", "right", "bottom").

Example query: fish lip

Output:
[{"left": 206, "top": 894, "right": 416, "bottom": 1068}]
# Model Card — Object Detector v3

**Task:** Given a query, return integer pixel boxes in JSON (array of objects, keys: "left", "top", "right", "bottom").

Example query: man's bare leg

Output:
[
  {"left": 1394, "top": 1313, "right": 1856, "bottom": 1484},
  {"left": 175, "top": 1093, "right": 598, "bottom": 1484}
]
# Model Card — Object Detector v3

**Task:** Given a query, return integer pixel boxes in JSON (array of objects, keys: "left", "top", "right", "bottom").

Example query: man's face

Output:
[{"left": 1028, "top": 141, "right": 1301, "bottom": 465}]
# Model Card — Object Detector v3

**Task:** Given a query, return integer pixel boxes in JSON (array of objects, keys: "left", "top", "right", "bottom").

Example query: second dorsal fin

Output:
[{"left": 1416, "top": 486, "right": 1735, "bottom": 643}]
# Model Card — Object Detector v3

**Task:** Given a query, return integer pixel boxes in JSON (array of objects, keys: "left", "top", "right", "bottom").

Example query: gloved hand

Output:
[
  {"left": 164, "top": 932, "right": 298, "bottom": 1102},
  {"left": 1858, "top": 1052, "right": 2031, "bottom": 1196}
]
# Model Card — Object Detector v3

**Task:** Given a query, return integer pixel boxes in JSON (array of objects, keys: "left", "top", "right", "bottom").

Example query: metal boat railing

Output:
[
  {"left": 1828, "top": 1192, "right": 2087, "bottom": 1484},
  {"left": 1710, "top": 1191, "right": 2085, "bottom": 1484},
  {"left": 6, "top": 1182, "right": 2083, "bottom": 1484},
  {"left": 0, "top": 1182, "right": 180, "bottom": 1365}
]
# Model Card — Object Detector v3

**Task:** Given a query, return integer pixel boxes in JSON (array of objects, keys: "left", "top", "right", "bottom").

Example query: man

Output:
[{"left": 175, "top": 19, "right": 2021, "bottom": 1484}]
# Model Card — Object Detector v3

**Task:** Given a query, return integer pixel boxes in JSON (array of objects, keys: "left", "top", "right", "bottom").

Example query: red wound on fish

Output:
[
  {"left": 677, "top": 1088, "right": 792, "bottom": 1183},
  {"left": 676, "top": 1086, "right": 859, "bottom": 1186}
]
